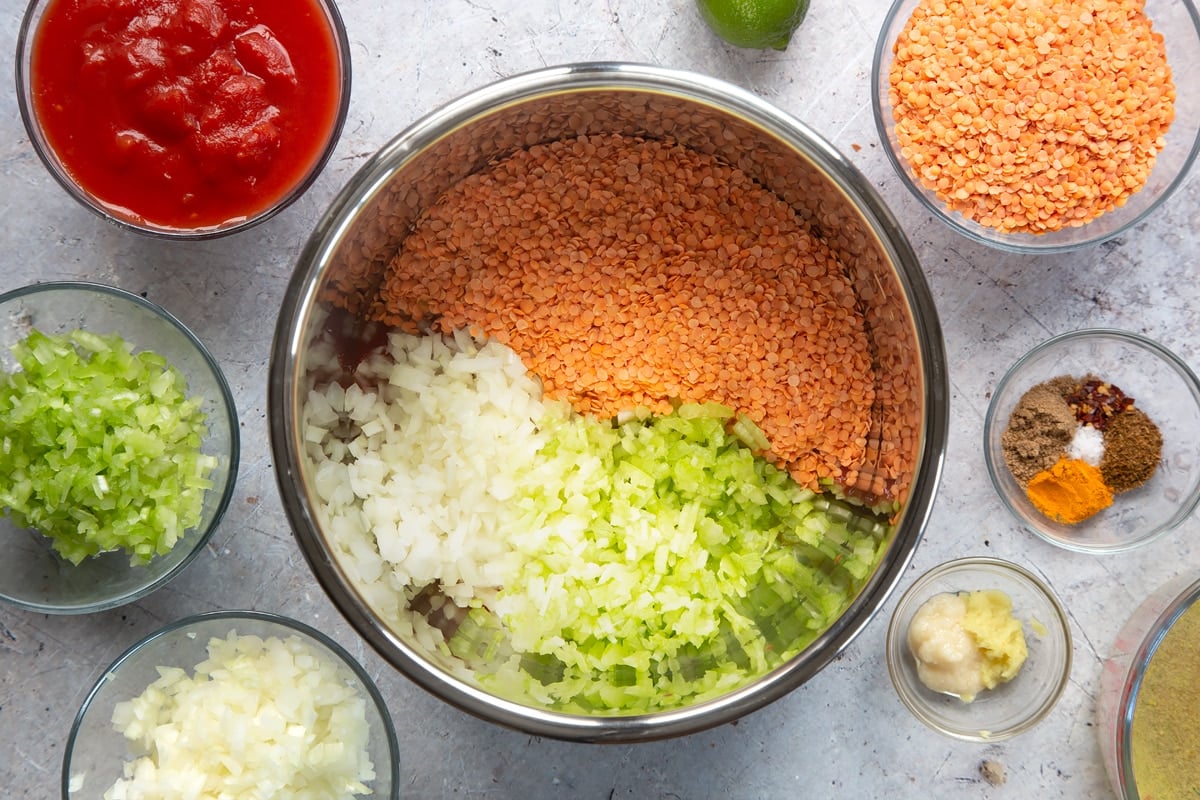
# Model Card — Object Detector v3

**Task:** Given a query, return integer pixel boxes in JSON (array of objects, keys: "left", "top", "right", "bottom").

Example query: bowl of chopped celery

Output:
[
  {"left": 0, "top": 282, "right": 238, "bottom": 613},
  {"left": 64, "top": 610, "right": 400, "bottom": 799},
  {"left": 270, "top": 64, "right": 948, "bottom": 741}
]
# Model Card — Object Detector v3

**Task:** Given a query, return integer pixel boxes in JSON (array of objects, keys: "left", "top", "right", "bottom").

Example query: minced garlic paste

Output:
[{"left": 907, "top": 590, "right": 1028, "bottom": 702}]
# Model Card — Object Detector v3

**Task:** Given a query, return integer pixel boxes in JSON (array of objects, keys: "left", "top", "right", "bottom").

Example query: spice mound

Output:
[
  {"left": 888, "top": 0, "right": 1176, "bottom": 235},
  {"left": 907, "top": 590, "right": 1028, "bottom": 702},
  {"left": 1001, "top": 375, "right": 1163, "bottom": 524}
]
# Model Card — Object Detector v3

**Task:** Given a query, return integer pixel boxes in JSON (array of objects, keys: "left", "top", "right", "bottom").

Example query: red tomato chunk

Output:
[{"left": 32, "top": 0, "right": 343, "bottom": 232}]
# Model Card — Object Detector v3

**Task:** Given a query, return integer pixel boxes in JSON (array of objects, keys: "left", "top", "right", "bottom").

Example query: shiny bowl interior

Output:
[
  {"left": 0, "top": 282, "right": 239, "bottom": 613},
  {"left": 269, "top": 63, "right": 949, "bottom": 742},
  {"left": 62, "top": 610, "right": 400, "bottom": 800},
  {"left": 1098, "top": 574, "right": 1200, "bottom": 799},
  {"left": 15, "top": 0, "right": 352, "bottom": 239},
  {"left": 983, "top": 329, "right": 1200, "bottom": 553},
  {"left": 886, "top": 557, "right": 1072, "bottom": 742},
  {"left": 871, "top": 0, "right": 1200, "bottom": 254}
]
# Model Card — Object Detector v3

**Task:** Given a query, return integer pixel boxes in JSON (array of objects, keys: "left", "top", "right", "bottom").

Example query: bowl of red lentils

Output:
[
  {"left": 269, "top": 63, "right": 950, "bottom": 741},
  {"left": 871, "top": 0, "right": 1200, "bottom": 253},
  {"left": 984, "top": 329, "right": 1200, "bottom": 552}
]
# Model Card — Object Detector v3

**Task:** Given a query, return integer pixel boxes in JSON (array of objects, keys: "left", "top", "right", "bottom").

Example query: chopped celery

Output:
[
  {"left": 463, "top": 403, "right": 892, "bottom": 713},
  {"left": 0, "top": 329, "right": 214, "bottom": 565}
]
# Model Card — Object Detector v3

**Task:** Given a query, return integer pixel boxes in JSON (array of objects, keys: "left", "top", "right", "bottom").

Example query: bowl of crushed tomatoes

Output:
[{"left": 16, "top": 0, "right": 351, "bottom": 239}]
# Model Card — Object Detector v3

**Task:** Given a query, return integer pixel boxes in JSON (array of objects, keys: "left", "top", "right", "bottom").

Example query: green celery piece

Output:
[
  {"left": 478, "top": 402, "right": 893, "bottom": 713},
  {"left": 0, "top": 328, "right": 213, "bottom": 565}
]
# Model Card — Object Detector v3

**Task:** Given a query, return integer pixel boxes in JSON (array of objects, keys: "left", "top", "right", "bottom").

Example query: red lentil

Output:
[
  {"left": 376, "top": 134, "right": 882, "bottom": 493},
  {"left": 888, "top": 0, "right": 1175, "bottom": 234}
]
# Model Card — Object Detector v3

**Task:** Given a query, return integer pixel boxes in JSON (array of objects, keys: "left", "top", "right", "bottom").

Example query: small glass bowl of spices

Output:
[
  {"left": 984, "top": 329, "right": 1200, "bottom": 553},
  {"left": 886, "top": 557, "right": 1072, "bottom": 742}
]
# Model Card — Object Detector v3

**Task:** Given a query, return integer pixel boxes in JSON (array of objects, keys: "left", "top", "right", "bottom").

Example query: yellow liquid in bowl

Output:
[{"left": 1131, "top": 601, "right": 1200, "bottom": 800}]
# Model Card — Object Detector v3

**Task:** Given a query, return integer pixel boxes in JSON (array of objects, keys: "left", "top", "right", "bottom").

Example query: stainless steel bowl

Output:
[{"left": 269, "top": 63, "right": 948, "bottom": 741}]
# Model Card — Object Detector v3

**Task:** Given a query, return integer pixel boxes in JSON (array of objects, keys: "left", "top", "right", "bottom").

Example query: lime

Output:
[{"left": 696, "top": 0, "right": 810, "bottom": 51}]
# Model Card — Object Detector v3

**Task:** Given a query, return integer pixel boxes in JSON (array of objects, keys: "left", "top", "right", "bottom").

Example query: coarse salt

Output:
[{"left": 1068, "top": 424, "right": 1105, "bottom": 466}]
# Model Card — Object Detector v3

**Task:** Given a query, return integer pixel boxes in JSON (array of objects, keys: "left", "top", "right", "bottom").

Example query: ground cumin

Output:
[
  {"left": 888, "top": 0, "right": 1176, "bottom": 234},
  {"left": 1101, "top": 406, "right": 1163, "bottom": 493},
  {"left": 376, "top": 133, "right": 885, "bottom": 494},
  {"left": 1026, "top": 456, "right": 1113, "bottom": 524},
  {"left": 1001, "top": 376, "right": 1078, "bottom": 486}
]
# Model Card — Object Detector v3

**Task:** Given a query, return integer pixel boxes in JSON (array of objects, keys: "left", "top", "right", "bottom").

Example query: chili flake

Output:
[{"left": 1066, "top": 379, "right": 1134, "bottom": 431}]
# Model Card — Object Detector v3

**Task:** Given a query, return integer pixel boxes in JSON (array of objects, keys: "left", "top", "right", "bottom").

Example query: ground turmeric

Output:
[{"left": 1026, "top": 456, "right": 1113, "bottom": 524}]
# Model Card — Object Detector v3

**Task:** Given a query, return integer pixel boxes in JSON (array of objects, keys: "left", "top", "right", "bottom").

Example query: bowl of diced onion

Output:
[
  {"left": 269, "top": 63, "right": 948, "bottom": 741},
  {"left": 63, "top": 611, "right": 400, "bottom": 799},
  {"left": 0, "top": 282, "right": 238, "bottom": 613}
]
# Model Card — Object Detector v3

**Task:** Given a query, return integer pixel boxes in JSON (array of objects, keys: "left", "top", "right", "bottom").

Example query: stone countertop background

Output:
[{"left": 2, "top": 0, "right": 1199, "bottom": 797}]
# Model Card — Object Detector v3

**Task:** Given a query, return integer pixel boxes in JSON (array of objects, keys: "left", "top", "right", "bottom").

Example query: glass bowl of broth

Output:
[{"left": 1098, "top": 574, "right": 1200, "bottom": 799}]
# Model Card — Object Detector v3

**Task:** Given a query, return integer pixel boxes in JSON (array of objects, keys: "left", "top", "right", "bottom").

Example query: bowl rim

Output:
[
  {"left": 13, "top": 0, "right": 353, "bottom": 240},
  {"left": 982, "top": 327, "right": 1200, "bottom": 553},
  {"left": 60, "top": 609, "right": 402, "bottom": 800},
  {"left": 267, "top": 61, "right": 950, "bottom": 742},
  {"left": 1114, "top": 575, "right": 1200, "bottom": 799},
  {"left": 869, "top": 0, "right": 1200, "bottom": 254},
  {"left": 0, "top": 280, "right": 241, "bottom": 614},
  {"left": 885, "top": 555, "right": 1073, "bottom": 742}
]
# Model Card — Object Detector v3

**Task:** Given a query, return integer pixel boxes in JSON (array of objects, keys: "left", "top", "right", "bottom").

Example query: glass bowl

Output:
[
  {"left": 886, "top": 557, "right": 1072, "bottom": 742},
  {"left": 871, "top": 0, "right": 1200, "bottom": 253},
  {"left": 15, "top": 0, "right": 352, "bottom": 239},
  {"left": 984, "top": 329, "right": 1200, "bottom": 553},
  {"left": 1098, "top": 574, "right": 1200, "bottom": 799},
  {"left": 62, "top": 611, "right": 400, "bottom": 800},
  {"left": 0, "top": 282, "right": 239, "bottom": 613}
]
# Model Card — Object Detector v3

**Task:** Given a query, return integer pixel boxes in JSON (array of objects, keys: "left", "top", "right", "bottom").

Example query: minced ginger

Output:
[{"left": 907, "top": 590, "right": 1028, "bottom": 702}]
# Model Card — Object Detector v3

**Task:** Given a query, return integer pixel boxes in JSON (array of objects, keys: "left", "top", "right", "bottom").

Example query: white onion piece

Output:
[{"left": 103, "top": 631, "right": 376, "bottom": 800}]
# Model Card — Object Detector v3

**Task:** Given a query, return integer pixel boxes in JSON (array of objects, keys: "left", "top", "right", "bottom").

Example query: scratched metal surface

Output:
[{"left": 2, "top": 1, "right": 1200, "bottom": 797}]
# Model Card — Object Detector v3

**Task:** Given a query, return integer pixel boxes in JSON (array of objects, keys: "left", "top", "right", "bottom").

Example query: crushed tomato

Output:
[{"left": 30, "top": 0, "right": 344, "bottom": 231}]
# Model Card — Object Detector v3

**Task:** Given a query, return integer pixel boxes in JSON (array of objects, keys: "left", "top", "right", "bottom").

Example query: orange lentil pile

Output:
[
  {"left": 888, "top": 0, "right": 1175, "bottom": 234},
  {"left": 376, "top": 133, "right": 878, "bottom": 492}
]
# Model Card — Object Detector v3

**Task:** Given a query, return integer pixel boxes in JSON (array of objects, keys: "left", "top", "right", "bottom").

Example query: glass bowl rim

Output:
[
  {"left": 981, "top": 327, "right": 1200, "bottom": 554},
  {"left": 13, "top": 0, "right": 354, "bottom": 241},
  {"left": 61, "top": 609, "right": 402, "bottom": 800},
  {"left": 885, "top": 555, "right": 1073, "bottom": 742},
  {"left": 869, "top": 0, "right": 1200, "bottom": 255},
  {"left": 1114, "top": 575, "right": 1200, "bottom": 799},
  {"left": 0, "top": 280, "right": 240, "bottom": 613}
]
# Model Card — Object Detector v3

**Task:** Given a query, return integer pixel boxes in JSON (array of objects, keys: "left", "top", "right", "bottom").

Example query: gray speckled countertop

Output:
[{"left": 2, "top": 1, "right": 1199, "bottom": 798}]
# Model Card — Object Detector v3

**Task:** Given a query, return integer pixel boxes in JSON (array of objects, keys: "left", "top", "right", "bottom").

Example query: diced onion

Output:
[
  {"left": 104, "top": 631, "right": 376, "bottom": 800},
  {"left": 304, "top": 328, "right": 890, "bottom": 712}
]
